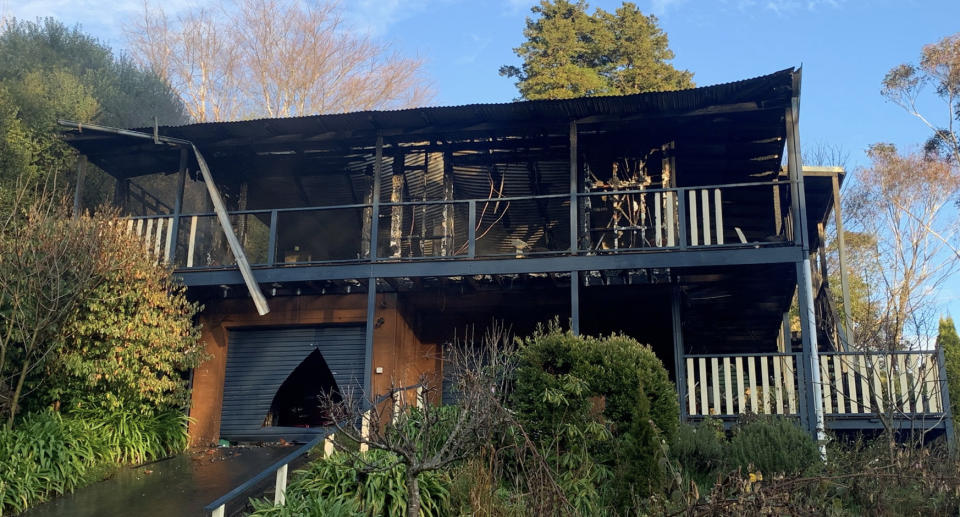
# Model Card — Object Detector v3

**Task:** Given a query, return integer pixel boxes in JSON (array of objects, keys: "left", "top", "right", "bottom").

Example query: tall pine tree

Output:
[{"left": 500, "top": 1, "right": 693, "bottom": 100}]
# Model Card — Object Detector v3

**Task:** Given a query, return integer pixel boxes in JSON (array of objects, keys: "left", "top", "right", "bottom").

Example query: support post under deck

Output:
[
  {"left": 832, "top": 172, "right": 855, "bottom": 349},
  {"left": 671, "top": 284, "right": 687, "bottom": 421},
  {"left": 570, "top": 271, "right": 580, "bottom": 335},
  {"left": 364, "top": 277, "right": 377, "bottom": 403},
  {"left": 787, "top": 95, "right": 825, "bottom": 445}
]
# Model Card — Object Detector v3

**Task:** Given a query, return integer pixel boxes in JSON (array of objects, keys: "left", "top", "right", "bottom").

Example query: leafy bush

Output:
[
  {"left": 41, "top": 222, "right": 204, "bottom": 415},
  {"left": 510, "top": 325, "right": 679, "bottom": 510},
  {"left": 727, "top": 417, "right": 818, "bottom": 476},
  {"left": 670, "top": 418, "right": 727, "bottom": 485},
  {"left": 249, "top": 449, "right": 450, "bottom": 517}
]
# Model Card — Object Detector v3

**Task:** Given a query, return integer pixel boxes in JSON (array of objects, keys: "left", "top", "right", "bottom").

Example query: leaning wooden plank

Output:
[
  {"left": 186, "top": 216, "right": 198, "bottom": 268},
  {"left": 126, "top": 218, "right": 134, "bottom": 235},
  {"left": 192, "top": 144, "right": 270, "bottom": 315},
  {"left": 833, "top": 355, "right": 845, "bottom": 414},
  {"left": 686, "top": 357, "right": 696, "bottom": 415},
  {"left": 735, "top": 357, "right": 746, "bottom": 414},
  {"left": 711, "top": 358, "right": 721, "bottom": 415},
  {"left": 760, "top": 355, "right": 770, "bottom": 414},
  {"left": 785, "top": 356, "right": 797, "bottom": 414},
  {"left": 723, "top": 357, "right": 733, "bottom": 415},
  {"left": 773, "top": 356, "right": 784, "bottom": 415},
  {"left": 699, "top": 358, "right": 709, "bottom": 416},
  {"left": 135, "top": 218, "right": 143, "bottom": 240},
  {"left": 747, "top": 356, "right": 758, "bottom": 413},
  {"left": 820, "top": 356, "right": 832, "bottom": 414}
]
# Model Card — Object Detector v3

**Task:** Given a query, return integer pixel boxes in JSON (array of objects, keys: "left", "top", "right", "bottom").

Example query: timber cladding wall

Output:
[{"left": 188, "top": 293, "right": 439, "bottom": 446}]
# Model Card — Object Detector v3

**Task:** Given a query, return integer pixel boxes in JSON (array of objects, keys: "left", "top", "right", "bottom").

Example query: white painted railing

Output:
[
  {"left": 685, "top": 350, "right": 947, "bottom": 420},
  {"left": 687, "top": 188, "right": 726, "bottom": 246},
  {"left": 124, "top": 215, "right": 175, "bottom": 263},
  {"left": 685, "top": 353, "right": 800, "bottom": 417},
  {"left": 818, "top": 351, "right": 943, "bottom": 416}
]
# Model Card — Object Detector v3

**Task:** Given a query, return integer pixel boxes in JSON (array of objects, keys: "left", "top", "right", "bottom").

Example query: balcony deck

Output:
[{"left": 123, "top": 179, "right": 811, "bottom": 286}]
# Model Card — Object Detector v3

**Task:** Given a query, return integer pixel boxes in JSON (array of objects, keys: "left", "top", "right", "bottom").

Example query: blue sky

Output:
[{"left": 5, "top": 0, "right": 960, "bottom": 319}]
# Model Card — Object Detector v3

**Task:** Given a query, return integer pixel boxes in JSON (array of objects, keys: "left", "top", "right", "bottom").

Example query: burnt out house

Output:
[{"left": 61, "top": 68, "right": 954, "bottom": 446}]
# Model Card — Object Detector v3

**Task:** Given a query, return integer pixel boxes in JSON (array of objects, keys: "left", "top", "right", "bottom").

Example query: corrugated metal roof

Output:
[
  {"left": 75, "top": 68, "right": 795, "bottom": 144},
  {"left": 64, "top": 68, "right": 798, "bottom": 181}
]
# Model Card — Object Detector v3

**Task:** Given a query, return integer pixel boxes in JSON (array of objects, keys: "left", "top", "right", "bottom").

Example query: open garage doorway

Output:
[{"left": 219, "top": 325, "right": 365, "bottom": 442}]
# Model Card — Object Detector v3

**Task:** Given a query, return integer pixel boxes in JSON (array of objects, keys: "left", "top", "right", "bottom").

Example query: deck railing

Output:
[
  {"left": 818, "top": 351, "right": 944, "bottom": 416},
  {"left": 685, "top": 352, "right": 801, "bottom": 417},
  {"left": 121, "top": 180, "right": 793, "bottom": 269},
  {"left": 684, "top": 349, "right": 948, "bottom": 421}
]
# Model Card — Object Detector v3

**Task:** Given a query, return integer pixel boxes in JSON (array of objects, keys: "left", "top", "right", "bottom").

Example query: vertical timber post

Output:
[
  {"left": 72, "top": 156, "right": 86, "bottom": 218},
  {"left": 570, "top": 271, "right": 580, "bottom": 335},
  {"left": 364, "top": 277, "right": 377, "bottom": 408},
  {"left": 442, "top": 152, "right": 455, "bottom": 256},
  {"left": 390, "top": 154, "right": 405, "bottom": 258},
  {"left": 168, "top": 148, "right": 188, "bottom": 264},
  {"left": 832, "top": 172, "right": 855, "bottom": 349},
  {"left": 569, "top": 120, "right": 580, "bottom": 337},
  {"left": 370, "top": 135, "right": 383, "bottom": 262},
  {"left": 672, "top": 283, "right": 687, "bottom": 422},
  {"left": 786, "top": 92, "right": 825, "bottom": 446},
  {"left": 569, "top": 120, "right": 578, "bottom": 253}
]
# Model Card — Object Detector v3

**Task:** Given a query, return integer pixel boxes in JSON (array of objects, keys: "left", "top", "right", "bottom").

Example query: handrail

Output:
[
  {"left": 203, "top": 432, "right": 327, "bottom": 516},
  {"left": 202, "top": 387, "right": 422, "bottom": 516},
  {"left": 819, "top": 349, "right": 937, "bottom": 356},
  {"left": 121, "top": 180, "right": 788, "bottom": 221},
  {"left": 684, "top": 351, "right": 800, "bottom": 358}
]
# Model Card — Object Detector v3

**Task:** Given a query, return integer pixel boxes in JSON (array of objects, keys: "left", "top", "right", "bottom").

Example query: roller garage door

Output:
[{"left": 219, "top": 325, "right": 365, "bottom": 441}]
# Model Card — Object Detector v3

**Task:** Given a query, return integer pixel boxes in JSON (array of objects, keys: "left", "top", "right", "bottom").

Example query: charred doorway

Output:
[{"left": 220, "top": 325, "right": 365, "bottom": 442}]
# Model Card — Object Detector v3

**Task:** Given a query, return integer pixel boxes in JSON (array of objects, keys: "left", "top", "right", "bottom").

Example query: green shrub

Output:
[
  {"left": 249, "top": 449, "right": 450, "bottom": 517},
  {"left": 42, "top": 222, "right": 204, "bottom": 416},
  {"left": 599, "top": 334, "right": 679, "bottom": 441},
  {"left": 670, "top": 418, "right": 726, "bottom": 484},
  {"left": 510, "top": 325, "right": 679, "bottom": 510},
  {"left": 727, "top": 417, "right": 818, "bottom": 476}
]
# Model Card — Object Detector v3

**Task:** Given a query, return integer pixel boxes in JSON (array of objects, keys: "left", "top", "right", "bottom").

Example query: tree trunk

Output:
[{"left": 406, "top": 468, "right": 420, "bottom": 517}]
